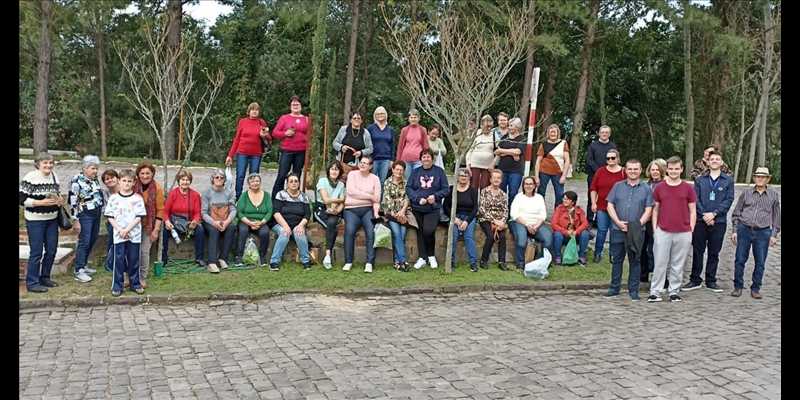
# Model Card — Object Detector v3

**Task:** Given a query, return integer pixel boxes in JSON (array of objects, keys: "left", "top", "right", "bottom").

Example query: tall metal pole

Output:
[
  {"left": 523, "top": 67, "right": 541, "bottom": 177},
  {"left": 303, "top": 114, "right": 313, "bottom": 191}
]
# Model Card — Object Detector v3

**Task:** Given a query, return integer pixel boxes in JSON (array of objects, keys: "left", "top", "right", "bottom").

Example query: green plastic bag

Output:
[{"left": 562, "top": 236, "right": 579, "bottom": 265}]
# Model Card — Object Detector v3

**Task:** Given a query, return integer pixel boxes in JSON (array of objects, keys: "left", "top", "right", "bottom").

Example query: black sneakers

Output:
[
  {"left": 669, "top": 294, "right": 682, "bottom": 302},
  {"left": 705, "top": 282, "right": 724, "bottom": 293},
  {"left": 269, "top": 264, "right": 280, "bottom": 271},
  {"left": 682, "top": 281, "right": 702, "bottom": 291},
  {"left": 647, "top": 294, "right": 662, "bottom": 302}
]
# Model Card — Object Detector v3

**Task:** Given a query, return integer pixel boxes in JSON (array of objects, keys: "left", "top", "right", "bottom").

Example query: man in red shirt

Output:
[{"left": 648, "top": 156, "right": 697, "bottom": 303}]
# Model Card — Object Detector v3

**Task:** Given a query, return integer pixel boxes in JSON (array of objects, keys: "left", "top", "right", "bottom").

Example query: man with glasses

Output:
[
  {"left": 683, "top": 150, "right": 734, "bottom": 293},
  {"left": 585, "top": 125, "right": 616, "bottom": 228},
  {"left": 602, "top": 159, "right": 654, "bottom": 301},
  {"left": 730, "top": 167, "right": 781, "bottom": 299}
]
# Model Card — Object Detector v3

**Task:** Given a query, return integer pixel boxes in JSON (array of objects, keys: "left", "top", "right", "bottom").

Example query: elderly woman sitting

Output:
[
  {"left": 234, "top": 173, "right": 273, "bottom": 266},
  {"left": 68, "top": 155, "right": 105, "bottom": 283},
  {"left": 201, "top": 169, "right": 237, "bottom": 274}
]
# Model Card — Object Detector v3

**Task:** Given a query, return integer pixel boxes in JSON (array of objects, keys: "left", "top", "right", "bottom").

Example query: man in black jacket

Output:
[{"left": 585, "top": 125, "right": 616, "bottom": 228}]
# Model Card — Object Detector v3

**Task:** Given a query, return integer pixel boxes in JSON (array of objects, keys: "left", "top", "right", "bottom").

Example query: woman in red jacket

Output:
[
  {"left": 551, "top": 190, "right": 590, "bottom": 266},
  {"left": 589, "top": 149, "right": 626, "bottom": 263},
  {"left": 271, "top": 96, "right": 310, "bottom": 198},
  {"left": 226, "top": 102, "right": 271, "bottom": 201},
  {"left": 396, "top": 108, "right": 429, "bottom": 180},
  {"left": 162, "top": 170, "right": 206, "bottom": 269}
]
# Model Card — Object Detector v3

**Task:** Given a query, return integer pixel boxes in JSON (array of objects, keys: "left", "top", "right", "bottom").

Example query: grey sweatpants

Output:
[{"left": 650, "top": 229, "right": 692, "bottom": 296}]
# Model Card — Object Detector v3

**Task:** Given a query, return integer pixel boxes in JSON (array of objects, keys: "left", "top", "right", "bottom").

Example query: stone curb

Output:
[{"left": 19, "top": 281, "right": 620, "bottom": 310}]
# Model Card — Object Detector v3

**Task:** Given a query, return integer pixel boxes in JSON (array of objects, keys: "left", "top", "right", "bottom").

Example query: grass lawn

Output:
[{"left": 19, "top": 252, "right": 625, "bottom": 299}]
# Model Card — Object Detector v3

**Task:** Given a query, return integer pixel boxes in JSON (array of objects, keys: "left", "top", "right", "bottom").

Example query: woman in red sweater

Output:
[
  {"left": 162, "top": 170, "right": 206, "bottom": 269},
  {"left": 271, "top": 96, "right": 310, "bottom": 198},
  {"left": 396, "top": 108, "right": 429, "bottom": 180},
  {"left": 589, "top": 149, "right": 626, "bottom": 263},
  {"left": 226, "top": 102, "right": 271, "bottom": 201}
]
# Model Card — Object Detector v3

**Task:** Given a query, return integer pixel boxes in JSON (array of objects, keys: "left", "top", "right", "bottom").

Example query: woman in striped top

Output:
[{"left": 19, "top": 152, "right": 64, "bottom": 293}]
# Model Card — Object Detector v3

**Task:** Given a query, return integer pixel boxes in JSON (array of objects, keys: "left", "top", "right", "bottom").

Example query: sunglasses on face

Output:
[
  {"left": 606, "top": 157, "right": 617, "bottom": 160},
  {"left": 214, "top": 176, "right": 225, "bottom": 180},
  {"left": 288, "top": 180, "right": 299, "bottom": 183}
]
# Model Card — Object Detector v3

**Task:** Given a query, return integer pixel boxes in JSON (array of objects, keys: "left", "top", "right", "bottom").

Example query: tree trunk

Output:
[
  {"left": 757, "top": 2, "right": 774, "bottom": 167},
  {"left": 360, "top": 0, "right": 375, "bottom": 116},
  {"left": 683, "top": 0, "right": 695, "bottom": 179},
  {"left": 733, "top": 69, "right": 747, "bottom": 183},
  {"left": 408, "top": 0, "right": 418, "bottom": 112},
  {"left": 539, "top": 60, "right": 555, "bottom": 142},
  {"left": 97, "top": 29, "right": 108, "bottom": 158},
  {"left": 33, "top": 0, "right": 53, "bottom": 154},
  {"left": 342, "top": 0, "right": 361, "bottom": 125},
  {"left": 164, "top": 0, "right": 182, "bottom": 161},
  {"left": 517, "top": 0, "right": 536, "bottom": 126},
  {"left": 710, "top": 1, "right": 733, "bottom": 151},
  {"left": 568, "top": 0, "right": 599, "bottom": 160}
]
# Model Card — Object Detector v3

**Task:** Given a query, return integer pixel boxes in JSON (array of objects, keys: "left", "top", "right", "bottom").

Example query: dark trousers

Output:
[
  {"left": 479, "top": 221, "right": 506, "bottom": 263},
  {"left": 235, "top": 222, "right": 271, "bottom": 259},
  {"left": 25, "top": 218, "right": 59, "bottom": 288},
  {"left": 412, "top": 210, "right": 440, "bottom": 259},
  {"left": 162, "top": 224, "right": 206, "bottom": 262},
  {"left": 203, "top": 222, "right": 235, "bottom": 262},
  {"left": 272, "top": 150, "right": 306, "bottom": 198},
  {"left": 111, "top": 241, "right": 141, "bottom": 292},
  {"left": 586, "top": 170, "right": 596, "bottom": 226},
  {"left": 690, "top": 222, "right": 726, "bottom": 285},
  {"left": 608, "top": 229, "right": 642, "bottom": 294}
]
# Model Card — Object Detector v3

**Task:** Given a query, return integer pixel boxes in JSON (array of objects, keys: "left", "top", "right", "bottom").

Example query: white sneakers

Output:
[
  {"left": 342, "top": 263, "right": 353, "bottom": 271},
  {"left": 83, "top": 267, "right": 97, "bottom": 275},
  {"left": 413, "top": 258, "right": 427, "bottom": 269},
  {"left": 323, "top": 255, "right": 332, "bottom": 270},
  {"left": 428, "top": 257, "right": 438, "bottom": 269},
  {"left": 74, "top": 269, "right": 92, "bottom": 283},
  {"left": 364, "top": 263, "right": 373, "bottom": 273}
]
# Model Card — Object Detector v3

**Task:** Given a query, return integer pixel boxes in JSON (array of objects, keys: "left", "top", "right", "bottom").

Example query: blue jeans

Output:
[
  {"left": 105, "top": 220, "right": 114, "bottom": 272},
  {"left": 690, "top": 222, "right": 726, "bottom": 285},
  {"left": 162, "top": 223, "right": 206, "bottom": 262},
  {"left": 235, "top": 153, "right": 262, "bottom": 200},
  {"left": 403, "top": 161, "right": 422, "bottom": 180},
  {"left": 74, "top": 208, "right": 102, "bottom": 272},
  {"left": 272, "top": 150, "right": 306, "bottom": 199},
  {"left": 111, "top": 241, "right": 142, "bottom": 292},
  {"left": 343, "top": 207, "right": 376, "bottom": 264},
  {"left": 594, "top": 210, "right": 612, "bottom": 258},
  {"left": 26, "top": 218, "right": 59, "bottom": 288},
  {"left": 608, "top": 229, "right": 643, "bottom": 294},
  {"left": 270, "top": 224, "right": 310, "bottom": 264},
  {"left": 537, "top": 172, "right": 565, "bottom": 211},
  {"left": 373, "top": 159, "right": 391, "bottom": 192},
  {"left": 508, "top": 221, "right": 553, "bottom": 267},
  {"left": 388, "top": 220, "right": 407, "bottom": 263},
  {"left": 553, "top": 230, "right": 590, "bottom": 260},
  {"left": 501, "top": 172, "right": 523, "bottom": 209},
  {"left": 733, "top": 225, "right": 771, "bottom": 292},
  {"left": 203, "top": 222, "right": 235, "bottom": 263},
  {"left": 450, "top": 214, "right": 477, "bottom": 265}
]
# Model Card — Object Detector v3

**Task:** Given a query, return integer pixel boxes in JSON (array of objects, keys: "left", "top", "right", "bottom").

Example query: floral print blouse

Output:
[
  {"left": 382, "top": 177, "right": 409, "bottom": 217},
  {"left": 478, "top": 187, "right": 508, "bottom": 223}
]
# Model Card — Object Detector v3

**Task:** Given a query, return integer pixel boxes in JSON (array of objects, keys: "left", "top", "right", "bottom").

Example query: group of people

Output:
[{"left": 21, "top": 100, "right": 780, "bottom": 300}]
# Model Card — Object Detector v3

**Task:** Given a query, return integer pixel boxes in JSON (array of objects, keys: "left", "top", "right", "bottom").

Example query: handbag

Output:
[
  {"left": 210, "top": 203, "right": 231, "bottom": 222},
  {"left": 170, "top": 214, "right": 189, "bottom": 234},
  {"left": 339, "top": 149, "right": 358, "bottom": 182},
  {"left": 259, "top": 119, "right": 273, "bottom": 155},
  {"left": 57, "top": 206, "right": 73, "bottom": 230},
  {"left": 524, "top": 237, "right": 538, "bottom": 264}
]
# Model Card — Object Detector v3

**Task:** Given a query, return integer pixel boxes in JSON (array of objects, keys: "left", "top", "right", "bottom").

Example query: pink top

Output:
[
  {"left": 653, "top": 181, "right": 697, "bottom": 232},
  {"left": 228, "top": 117, "right": 267, "bottom": 158},
  {"left": 272, "top": 114, "right": 309, "bottom": 152},
  {"left": 397, "top": 125, "right": 429, "bottom": 162},
  {"left": 345, "top": 172, "right": 381, "bottom": 213}
]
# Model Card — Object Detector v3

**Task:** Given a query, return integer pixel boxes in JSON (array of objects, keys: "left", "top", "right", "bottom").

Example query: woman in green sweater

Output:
[{"left": 234, "top": 173, "right": 273, "bottom": 266}]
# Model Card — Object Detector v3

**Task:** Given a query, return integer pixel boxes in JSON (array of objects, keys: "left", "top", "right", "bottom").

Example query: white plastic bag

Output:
[
  {"left": 524, "top": 248, "right": 552, "bottom": 279},
  {"left": 224, "top": 166, "right": 234, "bottom": 192},
  {"left": 242, "top": 237, "right": 260, "bottom": 265},
  {"left": 373, "top": 223, "right": 393, "bottom": 250},
  {"left": 434, "top": 154, "right": 445, "bottom": 170}
]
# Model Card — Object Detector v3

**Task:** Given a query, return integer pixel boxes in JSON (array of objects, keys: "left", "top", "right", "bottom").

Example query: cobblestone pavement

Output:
[{"left": 20, "top": 161, "right": 781, "bottom": 399}]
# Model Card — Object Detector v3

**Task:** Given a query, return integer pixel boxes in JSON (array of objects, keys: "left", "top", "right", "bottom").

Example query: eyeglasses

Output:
[
  {"left": 214, "top": 176, "right": 225, "bottom": 180},
  {"left": 606, "top": 157, "right": 617, "bottom": 160}
]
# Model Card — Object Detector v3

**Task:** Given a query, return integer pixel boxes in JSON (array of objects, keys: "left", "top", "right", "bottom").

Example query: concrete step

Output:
[{"left": 19, "top": 245, "right": 76, "bottom": 278}]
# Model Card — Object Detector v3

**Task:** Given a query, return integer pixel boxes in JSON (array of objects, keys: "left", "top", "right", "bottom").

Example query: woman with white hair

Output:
[
  {"left": 366, "top": 106, "right": 395, "bottom": 189},
  {"left": 494, "top": 117, "right": 527, "bottom": 209},
  {"left": 201, "top": 169, "right": 237, "bottom": 273},
  {"left": 68, "top": 155, "right": 105, "bottom": 283}
]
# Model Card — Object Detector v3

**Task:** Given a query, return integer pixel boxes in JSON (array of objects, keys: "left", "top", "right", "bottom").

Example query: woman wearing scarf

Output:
[
  {"left": 332, "top": 111, "right": 374, "bottom": 181},
  {"left": 133, "top": 161, "right": 164, "bottom": 289},
  {"left": 68, "top": 155, "right": 105, "bottom": 284}
]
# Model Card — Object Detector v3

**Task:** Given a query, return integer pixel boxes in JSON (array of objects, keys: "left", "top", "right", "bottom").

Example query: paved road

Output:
[{"left": 20, "top": 160, "right": 781, "bottom": 399}]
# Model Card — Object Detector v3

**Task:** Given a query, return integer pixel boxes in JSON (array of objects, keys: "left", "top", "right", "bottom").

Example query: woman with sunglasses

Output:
[
  {"left": 201, "top": 169, "right": 237, "bottom": 273},
  {"left": 589, "top": 149, "right": 626, "bottom": 263},
  {"left": 269, "top": 173, "right": 312, "bottom": 271}
]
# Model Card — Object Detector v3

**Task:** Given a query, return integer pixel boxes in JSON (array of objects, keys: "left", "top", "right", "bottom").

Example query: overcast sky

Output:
[{"left": 185, "top": 1, "right": 233, "bottom": 26}]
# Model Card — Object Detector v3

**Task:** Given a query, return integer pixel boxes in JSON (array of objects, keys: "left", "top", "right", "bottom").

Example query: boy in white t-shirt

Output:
[{"left": 104, "top": 169, "right": 148, "bottom": 297}]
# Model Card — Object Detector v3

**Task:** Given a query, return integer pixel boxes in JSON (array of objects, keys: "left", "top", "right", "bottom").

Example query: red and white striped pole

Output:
[{"left": 524, "top": 67, "right": 541, "bottom": 178}]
